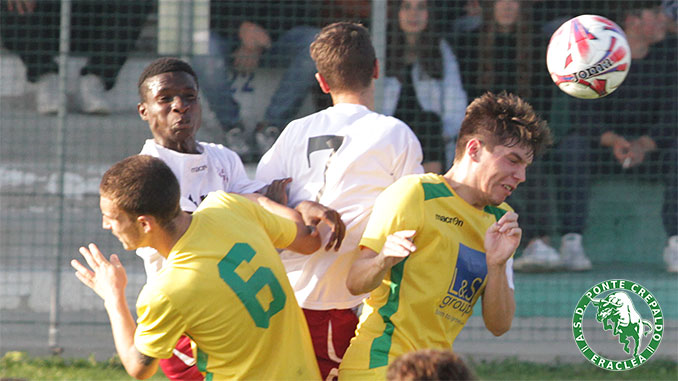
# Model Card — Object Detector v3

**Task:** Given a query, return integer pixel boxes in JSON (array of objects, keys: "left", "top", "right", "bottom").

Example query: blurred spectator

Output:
[
  {"left": 451, "top": 1, "right": 558, "bottom": 269},
  {"left": 448, "top": 0, "right": 482, "bottom": 33},
  {"left": 382, "top": 0, "right": 467, "bottom": 173},
  {"left": 192, "top": 1, "right": 320, "bottom": 159},
  {"left": 662, "top": 0, "right": 677, "bottom": 34},
  {"left": 518, "top": 0, "right": 678, "bottom": 272},
  {"left": 386, "top": 349, "right": 476, "bottom": 381},
  {"left": 0, "top": 0, "right": 152, "bottom": 115},
  {"left": 319, "top": 0, "right": 372, "bottom": 27}
]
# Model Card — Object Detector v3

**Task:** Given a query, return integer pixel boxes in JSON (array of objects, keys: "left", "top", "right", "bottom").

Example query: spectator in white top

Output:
[
  {"left": 256, "top": 22, "right": 424, "bottom": 380},
  {"left": 381, "top": 0, "right": 467, "bottom": 172}
]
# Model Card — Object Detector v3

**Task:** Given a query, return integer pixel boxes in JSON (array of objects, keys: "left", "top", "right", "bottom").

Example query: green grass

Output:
[
  {"left": 1, "top": 352, "right": 676, "bottom": 380},
  {"left": 470, "top": 357, "right": 677, "bottom": 380},
  {"left": 0, "top": 352, "right": 167, "bottom": 380}
]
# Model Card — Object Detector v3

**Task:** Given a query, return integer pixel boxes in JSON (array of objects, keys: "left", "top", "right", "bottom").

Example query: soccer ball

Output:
[{"left": 546, "top": 15, "right": 631, "bottom": 99}]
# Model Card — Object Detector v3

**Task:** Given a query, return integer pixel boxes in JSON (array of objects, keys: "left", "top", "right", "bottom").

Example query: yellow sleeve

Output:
[
  {"left": 134, "top": 286, "right": 187, "bottom": 360},
  {"left": 359, "top": 175, "right": 424, "bottom": 254},
  {"left": 246, "top": 198, "right": 297, "bottom": 249},
  {"left": 207, "top": 191, "right": 297, "bottom": 249}
]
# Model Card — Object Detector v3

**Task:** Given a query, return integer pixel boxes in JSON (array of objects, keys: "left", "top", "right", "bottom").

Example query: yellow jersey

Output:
[
  {"left": 340, "top": 174, "right": 513, "bottom": 376},
  {"left": 134, "top": 191, "right": 320, "bottom": 380}
]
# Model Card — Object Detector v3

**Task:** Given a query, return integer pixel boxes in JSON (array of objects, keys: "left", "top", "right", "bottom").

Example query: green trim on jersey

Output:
[
  {"left": 483, "top": 205, "right": 507, "bottom": 221},
  {"left": 422, "top": 182, "right": 453, "bottom": 201},
  {"left": 196, "top": 348, "right": 213, "bottom": 380},
  {"left": 369, "top": 259, "right": 408, "bottom": 368}
]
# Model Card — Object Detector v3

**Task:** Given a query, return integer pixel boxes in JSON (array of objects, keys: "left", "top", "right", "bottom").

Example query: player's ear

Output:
[
  {"left": 138, "top": 102, "right": 148, "bottom": 121},
  {"left": 372, "top": 59, "right": 379, "bottom": 79},
  {"left": 315, "top": 73, "right": 331, "bottom": 94},
  {"left": 467, "top": 138, "right": 482, "bottom": 161},
  {"left": 137, "top": 215, "right": 154, "bottom": 234}
]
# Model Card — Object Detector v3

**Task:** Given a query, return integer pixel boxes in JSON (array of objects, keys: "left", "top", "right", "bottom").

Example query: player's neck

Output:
[
  {"left": 330, "top": 87, "right": 374, "bottom": 110},
  {"left": 156, "top": 137, "right": 200, "bottom": 154},
  {"left": 444, "top": 164, "right": 485, "bottom": 210},
  {"left": 152, "top": 212, "right": 193, "bottom": 257}
]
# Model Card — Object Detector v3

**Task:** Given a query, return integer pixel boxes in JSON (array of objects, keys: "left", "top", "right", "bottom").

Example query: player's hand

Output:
[
  {"left": 484, "top": 212, "right": 521, "bottom": 267},
  {"left": 264, "top": 178, "right": 291, "bottom": 206},
  {"left": 7, "top": 0, "right": 36, "bottom": 14},
  {"left": 71, "top": 243, "right": 127, "bottom": 302},
  {"left": 296, "top": 201, "right": 345, "bottom": 251},
  {"left": 379, "top": 230, "right": 417, "bottom": 269}
]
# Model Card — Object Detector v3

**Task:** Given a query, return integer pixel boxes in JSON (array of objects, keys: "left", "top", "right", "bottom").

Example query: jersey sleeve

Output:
[
  {"left": 255, "top": 124, "right": 291, "bottom": 184},
  {"left": 243, "top": 195, "right": 298, "bottom": 249},
  {"left": 222, "top": 148, "right": 266, "bottom": 194},
  {"left": 360, "top": 176, "right": 424, "bottom": 254},
  {"left": 134, "top": 287, "right": 187, "bottom": 360},
  {"left": 391, "top": 126, "right": 425, "bottom": 179},
  {"left": 135, "top": 246, "right": 166, "bottom": 283}
]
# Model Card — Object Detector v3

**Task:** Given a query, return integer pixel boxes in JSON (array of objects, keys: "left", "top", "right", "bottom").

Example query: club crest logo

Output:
[{"left": 572, "top": 279, "right": 663, "bottom": 371}]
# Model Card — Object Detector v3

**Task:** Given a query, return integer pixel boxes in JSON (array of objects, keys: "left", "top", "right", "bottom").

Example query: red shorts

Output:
[
  {"left": 158, "top": 335, "right": 204, "bottom": 381},
  {"left": 303, "top": 308, "right": 359, "bottom": 381}
]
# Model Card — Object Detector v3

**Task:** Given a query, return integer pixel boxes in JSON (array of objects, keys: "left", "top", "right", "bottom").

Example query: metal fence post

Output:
[
  {"left": 48, "top": 0, "right": 72, "bottom": 354},
  {"left": 371, "top": 0, "right": 387, "bottom": 111}
]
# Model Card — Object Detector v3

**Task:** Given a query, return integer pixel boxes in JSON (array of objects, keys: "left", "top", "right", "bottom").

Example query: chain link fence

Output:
[{"left": 1, "top": 0, "right": 676, "bottom": 363}]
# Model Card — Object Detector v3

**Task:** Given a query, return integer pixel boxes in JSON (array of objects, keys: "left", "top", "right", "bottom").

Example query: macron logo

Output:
[{"left": 436, "top": 214, "right": 464, "bottom": 227}]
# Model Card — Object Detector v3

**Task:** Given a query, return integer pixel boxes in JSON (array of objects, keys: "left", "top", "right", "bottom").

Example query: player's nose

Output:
[
  {"left": 171, "top": 96, "right": 190, "bottom": 113},
  {"left": 514, "top": 165, "right": 526, "bottom": 183}
]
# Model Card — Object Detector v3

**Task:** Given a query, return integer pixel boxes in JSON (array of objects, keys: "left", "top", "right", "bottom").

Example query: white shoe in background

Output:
[
  {"left": 513, "top": 238, "right": 563, "bottom": 272},
  {"left": 36, "top": 73, "right": 60, "bottom": 115},
  {"left": 560, "top": 233, "right": 592, "bottom": 271},
  {"left": 255, "top": 125, "right": 280, "bottom": 155},
  {"left": 663, "top": 235, "right": 678, "bottom": 273},
  {"left": 78, "top": 74, "right": 110, "bottom": 115},
  {"left": 224, "top": 127, "right": 252, "bottom": 157}
]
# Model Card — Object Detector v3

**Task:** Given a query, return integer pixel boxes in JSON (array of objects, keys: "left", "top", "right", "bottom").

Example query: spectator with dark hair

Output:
[
  {"left": 382, "top": 0, "right": 467, "bottom": 173},
  {"left": 192, "top": 0, "right": 321, "bottom": 158},
  {"left": 387, "top": 349, "right": 475, "bottom": 381},
  {"left": 0, "top": 0, "right": 152, "bottom": 115},
  {"left": 520, "top": 0, "right": 678, "bottom": 272},
  {"left": 452, "top": 0, "right": 560, "bottom": 271}
]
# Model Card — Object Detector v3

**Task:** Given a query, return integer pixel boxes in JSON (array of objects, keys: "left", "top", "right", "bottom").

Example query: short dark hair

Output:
[
  {"left": 100, "top": 155, "right": 181, "bottom": 228},
  {"left": 137, "top": 57, "right": 199, "bottom": 100},
  {"left": 310, "top": 22, "right": 376, "bottom": 92},
  {"left": 386, "top": 349, "right": 475, "bottom": 381},
  {"left": 454, "top": 91, "right": 552, "bottom": 163}
]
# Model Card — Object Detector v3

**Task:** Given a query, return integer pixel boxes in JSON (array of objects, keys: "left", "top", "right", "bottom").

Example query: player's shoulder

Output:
[
  {"left": 199, "top": 141, "right": 236, "bottom": 156},
  {"left": 483, "top": 202, "right": 514, "bottom": 222},
  {"left": 392, "top": 173, "right": 443, "bottom": 194},
  {"left": 199, "top": 141, "right": 245, "bottom": 162},
  {"left": 138, "top": 139, "right": 159, "bottom": 156}
]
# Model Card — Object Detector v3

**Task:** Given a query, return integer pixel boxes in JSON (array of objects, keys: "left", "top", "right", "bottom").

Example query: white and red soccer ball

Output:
[{"left": 547, "top": 15, "right": 631, "bottom": 99}]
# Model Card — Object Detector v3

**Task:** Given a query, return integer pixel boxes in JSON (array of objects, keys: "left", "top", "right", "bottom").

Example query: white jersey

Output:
[
  {"left": 256, "top": 103, "right": 424, "bottom": 309},
  {"left": 137, "top": 139, "right": 265, "bottom": 280}
]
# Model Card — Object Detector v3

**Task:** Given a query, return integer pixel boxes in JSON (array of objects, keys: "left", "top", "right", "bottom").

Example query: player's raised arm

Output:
[
  {"left": 346, "top": 230, "right": 416, "bottom": 295},
  {"left": 481, "top": 212, "right": 519, "bottom": 336},
  {"left": 71, "top": 243, "right": 159, "bottom": 379}
]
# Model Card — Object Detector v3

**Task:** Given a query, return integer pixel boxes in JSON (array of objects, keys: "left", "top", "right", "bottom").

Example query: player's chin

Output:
[{"left": 489, "top": 193, "right": 508, "bottom": 206}]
